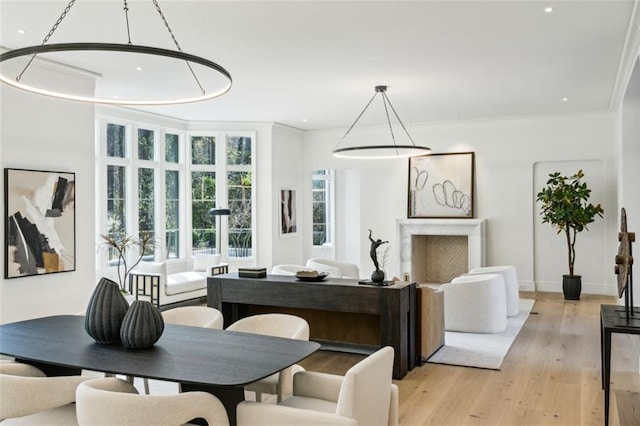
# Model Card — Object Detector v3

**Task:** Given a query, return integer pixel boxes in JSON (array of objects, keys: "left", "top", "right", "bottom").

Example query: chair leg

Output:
[
  {"left": 255, "top": 391, "right": 263, "bottom": 402},
  {"left": 143, "top": 378, "right": 150, "bottom": 394}
]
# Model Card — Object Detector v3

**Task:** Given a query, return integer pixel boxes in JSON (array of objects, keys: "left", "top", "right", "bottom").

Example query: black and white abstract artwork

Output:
[
  {"left": 4, "top": 168, "right": 76, "bottom": 278},
  {"left": 279, "top": 188, "right": 297, "bottom": 237},
  {"left": 408, "top": 152, "right": 475, "bottom": 218}
]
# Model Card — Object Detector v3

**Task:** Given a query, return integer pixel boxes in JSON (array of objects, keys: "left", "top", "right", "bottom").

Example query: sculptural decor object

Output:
[
  {"left": 85, "top": 277, "right": 129, "bottom": 344},
  {"left": 357, "top": 229, "right": 394, "bottom": 287},
  {"left": 120, "top": 300, "right": 164, "bottom": 349}
]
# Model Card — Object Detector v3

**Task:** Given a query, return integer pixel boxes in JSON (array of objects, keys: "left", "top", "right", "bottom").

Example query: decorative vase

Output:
[
  {"left": 562, "top": 275, "right": 582, "bottom": 300},
  {"left": 371, "top": 269, "right": 385, "bottom": 283},
  {"left": 120, "top": 300, "right": 165, "bottom": 349},
  {"left": 85, "top": 277, "right": 130, "bottom": 344}
]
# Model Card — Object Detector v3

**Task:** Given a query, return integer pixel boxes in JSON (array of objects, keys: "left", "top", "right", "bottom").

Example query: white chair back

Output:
[
  {"left": 76, "top": 377, "right": 230, "bottom": 426},
  {"left": 161, "top": 306, "right": 224, "bottom": 329},
  {"left": 336, "top": 346, "right": 394, "bottom": 426},
  {"left": 226, "top": 313, "right": 309, "bottom": 340},
  {"left": 270, "top": 264, "right": 308, "bottom": 276},
  {"left": 306, "top": 258, "right": 360, "bottom": 279}
]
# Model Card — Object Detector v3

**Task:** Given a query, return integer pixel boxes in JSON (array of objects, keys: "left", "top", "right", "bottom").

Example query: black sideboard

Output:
[{"left": 208, "top": 273, "right": 417, "bottom": 379}]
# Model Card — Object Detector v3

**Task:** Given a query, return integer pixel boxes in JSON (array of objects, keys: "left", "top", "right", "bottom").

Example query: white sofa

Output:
[{"left": 129, "top": 254, "right": 227, "bottom": 309}]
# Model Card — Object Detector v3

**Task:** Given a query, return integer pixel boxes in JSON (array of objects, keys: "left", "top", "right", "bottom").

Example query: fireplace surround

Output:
[{"left": 396, "top": 219, "right": 486, "bottom": 284}]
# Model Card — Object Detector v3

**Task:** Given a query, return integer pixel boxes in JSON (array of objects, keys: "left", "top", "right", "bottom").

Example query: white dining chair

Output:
[
  {"left": 0, "top": 361, "right": 89, "bottom": 425},
  {"left": 141, "top": 306, "right": 224, "bottom": 394},
  {"left": 236, "top": 346, "right": 398, "bottom": 426},
  {"left": 306, "top": 258, "right": 360, "bottom": 279},
  {"left": 76, "top": 377, "right": 229, "bottom": 426},
  {"left": 226, "top": 313, "right": 310, "bottom": 402}
]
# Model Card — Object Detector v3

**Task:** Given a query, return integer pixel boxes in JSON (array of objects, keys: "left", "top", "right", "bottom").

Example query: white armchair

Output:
[
  {"left": 467, "top": 265, "right": 520, "bottom": 317},
  {"left": 236, "top": 346, "right": 398, "bottom": 426},
  {"left": 76, "top": 377, "right": 229, "bottom": 426},
  {"left": 306, "top": 258, "right": 360, "bottom": 279},
  {"left": 271, "top": 264, "right": 308, "bottom": 276},
  {"left": 226, "top": 314, "right": 310, "bottom": 402},
  {"left": 0, "top": 361, "right": 89, "bottom": 425},
  {"left": 440, "top": 273, "right": 507, "bottom": 333}
]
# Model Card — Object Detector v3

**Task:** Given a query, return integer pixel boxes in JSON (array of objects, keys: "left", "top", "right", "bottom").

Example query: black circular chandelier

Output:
[
  {"left": 332, "top": 85, "right": 431, "bottom": 160},
  {"left": 0, "top": 0, "right": 232, "bottom": 105}
]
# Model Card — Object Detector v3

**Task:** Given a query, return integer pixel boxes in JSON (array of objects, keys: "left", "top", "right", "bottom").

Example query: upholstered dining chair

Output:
[
  {"left": 236, "top": 346, "right": 398, "bottom": 426},
  {"left": 270, "top": 264, "right": 308, "bottom": 275},
  {"left": 75, "top": 377, "right": 229, "bottom": 426},
  {"left": 0, "top": 360, "right": 89, "bottom": 425},
  {"left": 306, "top": 258, "right": 360, "bottom": 279},
  {"left": 226, "top": 313, "right": 310, "bottom": 402},
  {"left": 140, "top": 306, "right": 224, "bottom": 394}
]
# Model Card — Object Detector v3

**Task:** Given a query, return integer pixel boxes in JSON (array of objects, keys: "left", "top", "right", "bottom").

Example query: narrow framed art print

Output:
[
  {"left": 279, "top": 188, "right": 298, "bottom": 237},
  {"left": 408, "top": 152, "right": 475, "bottom": 218},
  {"left": 4, "top": 168, "right": 76, "bottom": 278}
]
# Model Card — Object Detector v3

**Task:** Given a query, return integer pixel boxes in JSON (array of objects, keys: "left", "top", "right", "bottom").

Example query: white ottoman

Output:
[
  {"left": 468, "top": 265, "right": 520, "bottom": 317},
  {"left": 440, "top": 274, "right": 507, "bottom": 334}
]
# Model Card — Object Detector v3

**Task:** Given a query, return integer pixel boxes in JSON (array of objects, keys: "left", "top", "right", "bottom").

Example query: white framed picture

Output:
[{"left": 279, "top": 188, "right": 297, "bottom": 237}]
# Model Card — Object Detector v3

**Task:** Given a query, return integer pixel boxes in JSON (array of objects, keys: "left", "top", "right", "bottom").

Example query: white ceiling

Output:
[{"left": 1, "top": 0, "right": 638, "bottom": 131}]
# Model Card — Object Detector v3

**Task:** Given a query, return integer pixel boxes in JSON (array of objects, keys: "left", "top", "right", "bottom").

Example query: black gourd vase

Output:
[
  {"left": 85, "top": 277, "right": 130, "bottom": 344},
  {"left": 120, "top": 300, "right": 165, "bottom": 349}
]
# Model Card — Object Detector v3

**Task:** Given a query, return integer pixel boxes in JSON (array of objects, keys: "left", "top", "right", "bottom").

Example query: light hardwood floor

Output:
[{"left": 298, "top": 292, "right": 640, "bottom": 425}]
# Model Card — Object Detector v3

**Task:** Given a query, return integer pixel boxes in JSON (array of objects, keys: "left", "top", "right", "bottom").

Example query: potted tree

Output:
[{"left": 536, "top": 170, "right": 604, "bottom": 300}]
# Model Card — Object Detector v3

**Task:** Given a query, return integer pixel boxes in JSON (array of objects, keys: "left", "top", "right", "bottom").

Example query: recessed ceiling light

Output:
[
  {"left": 136, "top": 67, "right": 143, "bottom": 71},
  {"left": 545, "top": 7, "right": 553, "bottom": 13},
  {"left": 562, "top": 97, "right": 568, "bottom": 102},
  {"left": 303, "top": 118, "right": 308, "bottom": 123},
  {"left": 17, "top": 29, "right": 25, "bottom": 34}
]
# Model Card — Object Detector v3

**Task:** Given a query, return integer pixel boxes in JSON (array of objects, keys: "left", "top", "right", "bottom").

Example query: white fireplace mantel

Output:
[{"left": 395, "top": 219, "right": 486, "bottom": 278}]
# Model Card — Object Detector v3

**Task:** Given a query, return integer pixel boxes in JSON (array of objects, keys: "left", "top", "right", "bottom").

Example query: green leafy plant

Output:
[
  {"left": 536, "top": 170, "right": 604, "bottom": 277},
  {"left": 98, "top": 232, "right": 155, "bottom": 292}
]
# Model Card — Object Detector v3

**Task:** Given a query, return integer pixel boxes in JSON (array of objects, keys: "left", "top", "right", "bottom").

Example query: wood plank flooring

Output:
[{"left": 298, "top": 292, "right": 640, "bottom": 425}]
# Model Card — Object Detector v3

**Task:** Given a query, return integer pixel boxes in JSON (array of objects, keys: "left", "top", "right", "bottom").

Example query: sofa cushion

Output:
[
  {"left": 166, "top": 271, "right": 206, "bottom": 295},
  {"left": 138, "top": 261, "right": 167, "bottom": 276},
  {"left": 193, "top": 253, "right": 221, "bottom": 272}
]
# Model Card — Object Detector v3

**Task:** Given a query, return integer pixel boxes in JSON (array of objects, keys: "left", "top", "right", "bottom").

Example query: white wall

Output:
[
  {"left": 271, "top": 124, "right": 305, "bottom": 267},
  {"left": 0, "top": 67, "right": 97, "bottom": 323},
  {"left": 302, "top": 112, "right": 618, "bottom": 295}
]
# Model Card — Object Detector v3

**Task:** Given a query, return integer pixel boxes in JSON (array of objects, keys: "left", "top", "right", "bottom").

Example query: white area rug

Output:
[{"left": 427, "top": 298, "right": 536, "bottom": 370}]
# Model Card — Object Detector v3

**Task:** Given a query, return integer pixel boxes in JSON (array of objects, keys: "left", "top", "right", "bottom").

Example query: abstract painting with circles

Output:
[{"left": 408, "top": 152, "right": 475, "bottom": 218}]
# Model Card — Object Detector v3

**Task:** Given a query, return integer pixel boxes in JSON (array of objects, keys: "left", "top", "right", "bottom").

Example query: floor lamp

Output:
[{"left": 209, "top": 208, "right": 231, "bottom": 258}]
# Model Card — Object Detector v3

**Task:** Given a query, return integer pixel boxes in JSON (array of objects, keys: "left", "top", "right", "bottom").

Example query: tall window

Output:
[
  {"left": 312, "top": 170, "right": 334, "bottom": 246},
  {"left": 99, "top": 117, "right": 255, "bottom": 274},
  {"left": 227, "top": 136, "right": 252, "bottom": 257}
]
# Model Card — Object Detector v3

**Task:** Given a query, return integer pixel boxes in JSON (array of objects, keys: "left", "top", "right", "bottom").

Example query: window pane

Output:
[
  {"left": 106, "top": 165, "right": 126, "bottom": 262},
  {"left": 191, "top": 171, "right": 216, "bottom": 253},
  {"left": 138, "top": 129, "right": 155, "bottom": 161},
  {"left": 228, "top": 171, "right": 252, "bottom": 258},
  {"left": 312, "top": 172, "right": 331, "bottom": 246},
  {"left": 166, "top": 133, "right": 179, "bottom": 163},
  {"left": 166, "top": 170, "right": 179, "bottom": 259},
  {"left": 191, "top": 136, "right": 215, "bottom": 165},
  {"left": 107, "top": 123, "right": 126, "bottom": 158},
  {"left": 138, "top": 168, "right": 155, "bottom": 259},
  {"left": 227, "top": 136, "right": 252, "bottom": 165}
]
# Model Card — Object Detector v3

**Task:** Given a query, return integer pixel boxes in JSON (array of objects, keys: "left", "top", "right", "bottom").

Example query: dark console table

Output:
[
  {"left": 208, "top": 273, "right": 417, "bottom": 379},
  {"left": 600, "top": 304, "right": 640, "bottom": 425}
]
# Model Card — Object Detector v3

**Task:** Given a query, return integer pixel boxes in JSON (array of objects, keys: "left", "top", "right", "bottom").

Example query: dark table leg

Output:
[
  {"left": 603, "top": 329, "right": 612, "bottom": 426},
  {"left": 181, "top": 383, "right": 244, "bottom": 426}
]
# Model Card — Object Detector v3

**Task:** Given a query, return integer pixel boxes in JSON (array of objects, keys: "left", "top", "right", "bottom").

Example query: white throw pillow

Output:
[
  {"left": 193, "top": 254, "right": 221, "bottom": 272},
  {"left": 138, "top": 261, "right": 167, "bottom": 276}
]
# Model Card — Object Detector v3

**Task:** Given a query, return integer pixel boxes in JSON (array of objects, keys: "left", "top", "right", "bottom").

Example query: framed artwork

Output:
[
  {"left": 279, "top": 188, "right": 298, "bottom": 237},
  {"left": 408, "top": 152, "right": 475, "bottom": 218},
  {"left": 4, "top": 168, "right": 76, "bottom": 279}
]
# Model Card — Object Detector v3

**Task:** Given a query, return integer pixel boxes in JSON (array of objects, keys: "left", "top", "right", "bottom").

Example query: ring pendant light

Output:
[
  {"left": 0, "top": 0, "right": 232, "bottom": 105},
  {"left": 332, "top": 85, "right": 431, "bottom": 159}
]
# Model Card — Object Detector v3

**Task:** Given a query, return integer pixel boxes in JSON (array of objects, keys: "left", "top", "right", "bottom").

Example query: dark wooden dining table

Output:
[{"left": 0, "top": 315, "right": 320, "bottom": 425}]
